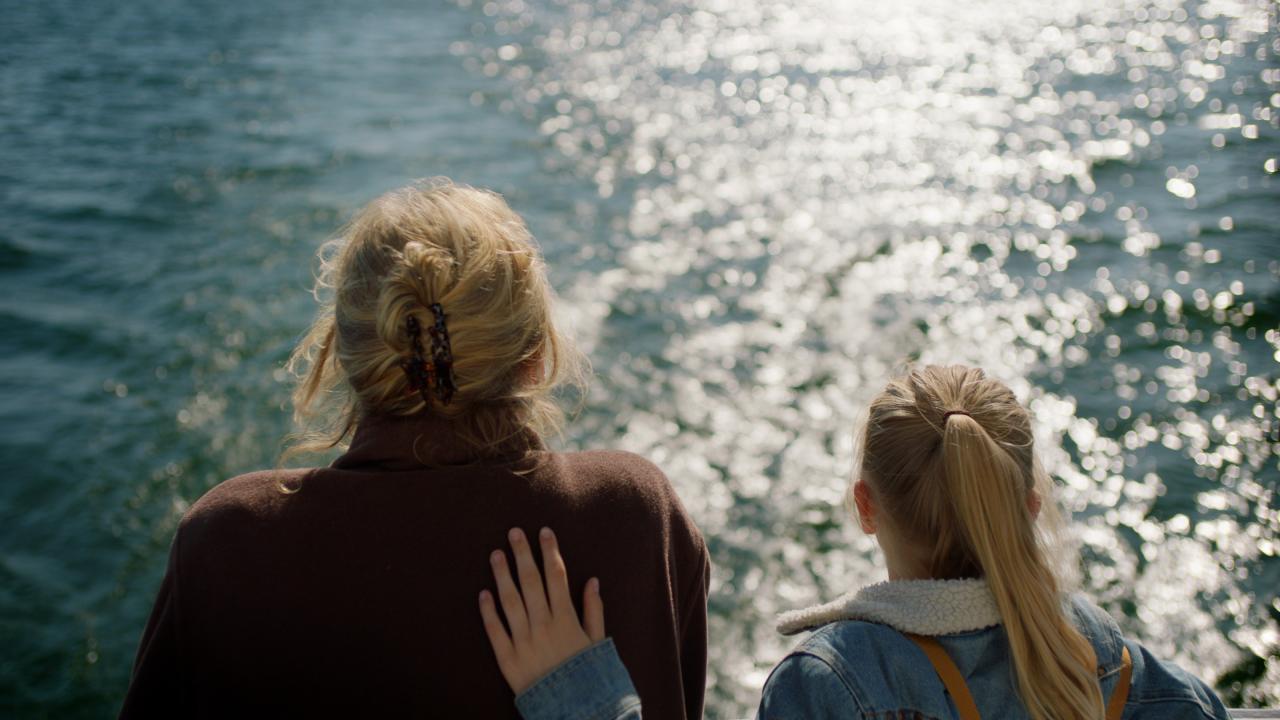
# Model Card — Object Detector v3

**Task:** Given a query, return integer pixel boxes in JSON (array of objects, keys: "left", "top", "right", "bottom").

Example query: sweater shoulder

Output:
[
  {"left": 177, "top": 468, "right": 311, "bottom": 544},
  {"left": 552, "top": 449, "right": 706, "bottom": 551},
  {"left": 553, "top": 450, "right": 679, "bottom": 506},
  {"left": 558, "top": 449, "right": 669, "bottom": 481}
]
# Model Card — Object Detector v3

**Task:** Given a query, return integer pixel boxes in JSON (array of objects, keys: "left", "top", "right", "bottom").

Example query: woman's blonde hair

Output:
[
  {"left": 282, "top": 178, "right": 586, "bottom": 465},
  {"left": 858, "top": 365, "right": 1103, "bottom": 720}
]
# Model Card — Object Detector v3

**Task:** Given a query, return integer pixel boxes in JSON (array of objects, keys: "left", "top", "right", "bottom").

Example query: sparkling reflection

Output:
[{"left": 456, "top": 0, "right": 1279, "bottom": 711}]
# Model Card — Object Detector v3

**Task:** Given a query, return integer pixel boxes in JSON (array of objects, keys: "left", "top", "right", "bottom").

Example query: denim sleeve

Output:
[
  {"left": 1123, "top": 637, "right": 1231, "bottom": 720},
  {"left": 514, "top": 638, "right": 642, "bottom": 720},
  {"left": 757, "top": 652, "right": 861, "bottom": 720}
]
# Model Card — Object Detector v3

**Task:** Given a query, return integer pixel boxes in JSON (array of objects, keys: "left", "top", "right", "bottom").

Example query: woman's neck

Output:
[{"left": 333, "top": 412, "right": 542, "bottom": 471}]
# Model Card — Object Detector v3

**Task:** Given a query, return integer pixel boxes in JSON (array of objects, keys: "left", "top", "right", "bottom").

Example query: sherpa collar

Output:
[{"left": 776, "top": 578, "right": 1002, "bottom": 636}]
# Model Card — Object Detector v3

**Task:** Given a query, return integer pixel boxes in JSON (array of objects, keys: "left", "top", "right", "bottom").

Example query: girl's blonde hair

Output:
[
  {"left": 282, "top": 179, "right": 586, "bottom": 465},
  {"left": 858, "top": 365, "right": 1103, "bottom": 720}
]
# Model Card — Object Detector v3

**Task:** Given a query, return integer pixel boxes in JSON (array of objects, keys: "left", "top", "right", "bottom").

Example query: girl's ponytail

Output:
[
  {"left": 942, "top": 413, "right": 1102, "bottom": 720},
  {"left": 859, "top": 365, "right": 1104, "bottom": 720}
]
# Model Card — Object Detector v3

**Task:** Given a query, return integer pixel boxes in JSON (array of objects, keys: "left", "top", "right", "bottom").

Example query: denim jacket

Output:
[{"left": 514, "top": 580, "right": 1230, "bottom": 720}]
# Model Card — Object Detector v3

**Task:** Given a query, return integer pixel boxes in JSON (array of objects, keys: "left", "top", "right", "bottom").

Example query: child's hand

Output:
[{"left": 479, "top": 527, "right": 605, "bottom": 695}]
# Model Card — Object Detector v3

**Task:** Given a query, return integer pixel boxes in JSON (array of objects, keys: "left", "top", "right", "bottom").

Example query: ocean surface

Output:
[{"left": 1, "top": 0, "right": 1277, "bottom": 715}]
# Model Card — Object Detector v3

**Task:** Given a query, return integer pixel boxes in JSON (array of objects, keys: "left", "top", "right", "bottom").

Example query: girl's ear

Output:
[
  {"left": 854, "top": 480, "right": 877, "bottom": 534},
  {"left": 1026, "top": 488, "right": 1042, "bottom": 520}
]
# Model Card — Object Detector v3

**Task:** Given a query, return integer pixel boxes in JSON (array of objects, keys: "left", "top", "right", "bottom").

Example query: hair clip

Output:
[
  {"left": 426, "top": 303, "right": 456, "bottom": 405},
  {"left": 400, "top": 315, "right": 434, "bottom": 406},
  {"left": 399, "top": 308, "right": 456, "bottom": 406}
]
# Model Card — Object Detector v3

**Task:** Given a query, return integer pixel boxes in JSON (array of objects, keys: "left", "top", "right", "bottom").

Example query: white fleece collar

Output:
[{"left": 776, "top": 578, "right": 1002, "bottom": 636}]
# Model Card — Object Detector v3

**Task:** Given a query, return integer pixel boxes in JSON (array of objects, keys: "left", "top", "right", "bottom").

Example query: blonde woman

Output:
[
  {"left": 479, "top": 366, "right": 1231, "bottom": 720},
  {"left": 119, "top": 181, "right": 709, "bottom": 719}
]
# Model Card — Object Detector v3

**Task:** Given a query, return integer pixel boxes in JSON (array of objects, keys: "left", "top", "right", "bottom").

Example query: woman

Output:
[
  {"left": 119, "top": 180, "right": 710, "bottom": 718},
  {"left": 480, "top": 366, "right": 1231, "bottom": 719}
]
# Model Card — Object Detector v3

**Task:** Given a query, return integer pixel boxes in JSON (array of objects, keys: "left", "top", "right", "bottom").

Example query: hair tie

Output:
[
  {"left": 399, "top": 306, "right": 456, "bottom": 406},
  {"left": 942, "top": 410, "right": 971, "bottom": 423}
]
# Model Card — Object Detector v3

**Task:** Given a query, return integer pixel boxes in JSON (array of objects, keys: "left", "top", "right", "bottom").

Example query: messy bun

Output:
[{"left": 282, "top": 178, "right": 587, "bottom": 464}]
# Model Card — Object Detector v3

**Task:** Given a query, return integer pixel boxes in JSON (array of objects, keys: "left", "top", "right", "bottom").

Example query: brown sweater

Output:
[{"left": 120, "top": 416, "right": 709, "bottom": 719}]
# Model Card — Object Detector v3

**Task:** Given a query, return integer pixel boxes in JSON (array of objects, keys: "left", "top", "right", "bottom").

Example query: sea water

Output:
[{"left": 0, "top": 0, "right": 1276, "bottom": 715}]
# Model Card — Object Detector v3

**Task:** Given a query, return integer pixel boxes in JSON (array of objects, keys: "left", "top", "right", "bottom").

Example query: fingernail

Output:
[
  {"left": 540, "top": 527, "right": 553, "bottom": 541},
  {"left": 490, "top": 550, "right": 504, "bottom": 565},
  {"left": 589, "top": 577, "right": 600, "bottom": 594},
  {"left": 479, "top": 590, "right": 491, "bottom": 603},
  {"left": 508, "top": 527, "right": 523, "bottom": 543}
]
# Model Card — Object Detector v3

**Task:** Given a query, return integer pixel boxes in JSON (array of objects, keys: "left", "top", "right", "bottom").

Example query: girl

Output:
[
  {"left": 119, "top": 180, "right": 709, "bottom": 719},
  {"left": 479, "top": 365, "right": 1231, "bottom": 719}
]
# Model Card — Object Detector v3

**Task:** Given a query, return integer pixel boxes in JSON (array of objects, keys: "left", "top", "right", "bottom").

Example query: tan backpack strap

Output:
[
  {"left": 1105, "top": 645, "right": 1133, "bottom": 720},
  {"left": 904, "top": 633, "right": 982, "bottom": 720}
]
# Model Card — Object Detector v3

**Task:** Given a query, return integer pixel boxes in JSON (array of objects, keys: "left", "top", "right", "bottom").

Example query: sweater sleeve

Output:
[
  {"left": 678, "top": 545, "right": 710, "bottom": 720},
  {"left": 117, "top": 535, "right": 184, "bottom": 719}
]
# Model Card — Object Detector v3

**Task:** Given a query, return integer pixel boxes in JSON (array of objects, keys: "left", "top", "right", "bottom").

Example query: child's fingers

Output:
[
  {"left": 490, "top": 549, "right": 529, "bottom": 639},
  {"left": 539, "top": 528, "right": 575, "bottom": 618},
  {"left": 478, "top": 590, "right": 518, "bottom": 682},
  {"left": 508, "top": 528, "right": 550, "bottom": 626},
  {"left": 583, "top": 577, "right": 605, "bottom": 643}
]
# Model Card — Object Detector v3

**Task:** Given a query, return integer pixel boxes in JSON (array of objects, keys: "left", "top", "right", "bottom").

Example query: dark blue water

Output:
[{"left": 1, "top": 0, "right": 1276, "bottom": 716}]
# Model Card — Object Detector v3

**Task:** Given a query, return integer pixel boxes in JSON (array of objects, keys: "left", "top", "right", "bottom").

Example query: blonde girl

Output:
[{"left": 479, "top": 365, "right": 1231, "bottom": 720}]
